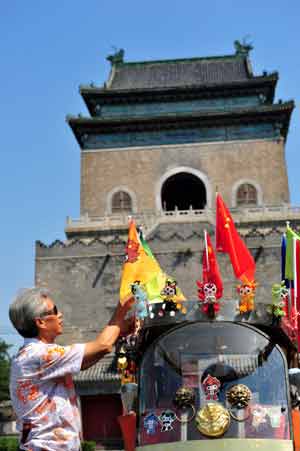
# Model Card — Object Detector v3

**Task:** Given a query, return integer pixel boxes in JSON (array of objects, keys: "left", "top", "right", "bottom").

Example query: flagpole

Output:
[{"left": 204, "top": 229, "right": 210, "bottom": 272}]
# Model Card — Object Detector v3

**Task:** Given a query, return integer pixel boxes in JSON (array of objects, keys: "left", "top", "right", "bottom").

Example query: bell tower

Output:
[
  {"left": 36, "top": 41, "right": 299, "bottom": 338},
  {"left": 35, "top": 41, "right": 299, "bottom": 446}
]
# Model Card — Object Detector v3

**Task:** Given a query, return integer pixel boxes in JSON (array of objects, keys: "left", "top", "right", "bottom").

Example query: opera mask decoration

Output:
[{"left": 197, "top": 281, "right": 222, "bottom": 318}]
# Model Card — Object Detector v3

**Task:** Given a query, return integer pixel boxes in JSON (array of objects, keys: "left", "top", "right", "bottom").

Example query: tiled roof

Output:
[
  {"left": 108, "top": 55, "right": 251, "bottom": 90},
  {"left": 73, "top": 358, "right": 120, "bottom": 384},
  {"left": 67, "top": 101, "right": 294, "bottom": 126}
]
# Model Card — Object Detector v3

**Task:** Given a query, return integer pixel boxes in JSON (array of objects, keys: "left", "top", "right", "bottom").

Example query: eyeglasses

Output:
[{"left": 40, "top": 305, "right": 58, "bottom": 317}]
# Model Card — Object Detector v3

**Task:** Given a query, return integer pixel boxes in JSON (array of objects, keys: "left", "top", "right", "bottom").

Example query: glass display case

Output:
[{"left": 139, "top": 322, "right": 291, "bottom": 447}]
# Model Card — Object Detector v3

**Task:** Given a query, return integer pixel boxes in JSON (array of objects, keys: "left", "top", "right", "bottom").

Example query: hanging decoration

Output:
[
  {"left": 131, "top": 281, "right": 148, "bottom": 321},
  {"left": 250, "top": 405, "right": 268, "bottom": 429},
  {"left": 236, "top": 281, "right": 257, "bottom": 314},
  {"left": 266, "top": 282, "right": 288, "bottom": 324},
  {"left": 116, "top": 332, "right": 141, "bottom": 387},
  {"left": 158, "top": 410, "right": 176, "bottom": 432},
  {"left": 143, "top": 413, "right": 160, "bottom": 435},
  {"left": 160, "top": 279, "right": 187, "bottom": 316},
  {"left": 202, "top": 374, "right": 221, "bottom": 401},
  {"left": 117, "top": 344, "right": 137, "bottom": 385},
  {"left": 197, "top": 230, "right": 223, "bottom": 318}
]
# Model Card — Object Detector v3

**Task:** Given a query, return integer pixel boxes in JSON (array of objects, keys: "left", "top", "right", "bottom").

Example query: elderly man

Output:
[{"left": 9, "top": 287, "right": 133, "bottom": 451}]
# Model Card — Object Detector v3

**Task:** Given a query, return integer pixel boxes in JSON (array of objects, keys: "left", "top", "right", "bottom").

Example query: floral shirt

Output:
[{"left": 10, "top": 338, "right": 85, "bottom": 451}]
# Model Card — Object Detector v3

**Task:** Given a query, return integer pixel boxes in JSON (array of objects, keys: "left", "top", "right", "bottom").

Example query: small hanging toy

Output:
[
  {"left": 197, "top": 281, "right": 222, "bottom": 318},
  {"left": 131, "top": 281, "right": 148, "bottom": 320},
  {"left": 267, "top": 282, "right": 288, "bottom": 323},
  {"left": 117, "top": 345, "right": 137, "bottom": 385},
  {"left": 237, "top": 280, "right": 257, "bottom": 314},
  {"left": 161, "top": 279, "right": 187, "bottom": 316},
  {"left": 116, "top": 332, "right": 140, "bottom": 386}
]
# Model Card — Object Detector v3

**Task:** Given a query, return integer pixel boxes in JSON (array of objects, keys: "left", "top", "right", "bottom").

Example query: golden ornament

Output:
[
  {"left": 196, "top": 403, "right": 230, "bottom": 437},
  {"left": 117, "top": 356, "right": 128, "bottom": 370},
  {"left": 226, "top": 384, "right": 252, "bottom": 409}
]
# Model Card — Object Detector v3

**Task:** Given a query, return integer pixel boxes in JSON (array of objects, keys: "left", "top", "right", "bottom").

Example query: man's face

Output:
[{"left": 37, "top": 297, "right": 63, "bottom": 339}]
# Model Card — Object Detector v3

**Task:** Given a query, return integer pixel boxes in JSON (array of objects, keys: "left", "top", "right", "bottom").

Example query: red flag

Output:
[
  {"left": 202, "top": 230, "right": 223, "bottom": 295},
  {"left": 216, "top": 193, "right": 255, "bottom": 283},
  {"left": 295, "top": 238, "right": 300, "bottom": 348}
]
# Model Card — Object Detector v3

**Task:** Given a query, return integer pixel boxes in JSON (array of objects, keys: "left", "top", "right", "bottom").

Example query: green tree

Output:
[{"left": 0, "top": 340, "right": 11, "bottom": 401}]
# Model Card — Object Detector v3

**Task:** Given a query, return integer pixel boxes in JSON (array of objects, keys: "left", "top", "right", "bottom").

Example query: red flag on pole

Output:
[
  {"left": 294, "top": 238, "right": 300, "bottom": 347},
  {"left": 202, "top": 230, "right": 223, "bottom": 295},
  {"left": 215, "top": 193, "right": 255, "bottom": 283}
]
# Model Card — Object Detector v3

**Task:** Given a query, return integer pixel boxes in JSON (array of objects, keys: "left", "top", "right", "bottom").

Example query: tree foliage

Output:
[{"left": 0, "top": 340, "right": 11, "bottom": 402}]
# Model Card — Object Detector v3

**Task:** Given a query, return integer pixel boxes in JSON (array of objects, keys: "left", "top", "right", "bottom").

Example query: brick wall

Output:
[{"left": 80, "top": 138, "right": 289, "bottom": 217}]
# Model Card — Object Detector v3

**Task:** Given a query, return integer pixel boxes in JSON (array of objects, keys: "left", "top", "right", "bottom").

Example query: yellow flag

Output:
[
  {"left": 137, "top": 227, "right": 186, "bottom": 304},
  {"left": 119, "top": 220, "right": 161, "bottom": 304}
]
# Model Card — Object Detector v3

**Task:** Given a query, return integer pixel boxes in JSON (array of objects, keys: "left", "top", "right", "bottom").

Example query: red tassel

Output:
[{"left": 118, "top": 412, "right": 136, "bottom": 451}]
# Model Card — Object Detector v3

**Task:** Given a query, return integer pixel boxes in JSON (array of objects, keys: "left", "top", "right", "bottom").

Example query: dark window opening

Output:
[
  {"left": 112, "top": 191, "right": 132, "bottom": 213},
  {"left": 161, "top": 172, "right": 206, "bottom": 211},
  {"left": 237, "top": 183, "right": 257, "bottom": 206}
]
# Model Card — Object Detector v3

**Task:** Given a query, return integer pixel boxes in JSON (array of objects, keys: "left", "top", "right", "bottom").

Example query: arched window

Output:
[
  {"left": 236, "top": 183, "right": 257, "bottom": 206},
  {"left": 111, "top": 191, "right": 132, "bottom": 213},
  {"left": 161, "top": 172, "right": 206, "bottom": 211}
]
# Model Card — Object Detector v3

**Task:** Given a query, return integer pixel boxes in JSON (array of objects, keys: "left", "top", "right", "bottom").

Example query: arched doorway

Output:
[{"left": 161, "top": 172, "right": 206, "bottom": 211}]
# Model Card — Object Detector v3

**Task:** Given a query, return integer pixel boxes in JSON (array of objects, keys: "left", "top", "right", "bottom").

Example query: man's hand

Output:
[
  {"left": 110, "top": 297, "right": 135, "bottom": 330},
  {"left": 81, "top": 297, "right": 135, "bottom": 370}
]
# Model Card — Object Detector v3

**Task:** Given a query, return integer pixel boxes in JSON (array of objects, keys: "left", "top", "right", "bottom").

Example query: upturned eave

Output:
[
  {"left": 67, "top": 100, "right": 294, "bottom": 148},
  {"left": 79, "top": 74, "right": 278, "bottom": 116}
]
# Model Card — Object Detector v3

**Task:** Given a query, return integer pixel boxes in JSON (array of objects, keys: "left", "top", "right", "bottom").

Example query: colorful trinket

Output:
[
  {"left": 237, "top": 281, "right": 257, "bottom": 314},
  {"left": 197, "top": 281, "right": 221, "bottom": 318},
  {"left": 131, "top": 281, "right": 148, "bottom": 320},
  {"left": 267, "top": 282, "right": 288, "bottom": 322},
  {"left": 161, "top": 279, "right": 187, "bottom": 316},
  {"left": 158, "top": 410, "right": 176, "bottom": 432},
  {"left": 202, "top": 374, "right": 221, "bottom": 401},
  {"left": 144, "top": 413, "right": 160, "bottom": 435}
]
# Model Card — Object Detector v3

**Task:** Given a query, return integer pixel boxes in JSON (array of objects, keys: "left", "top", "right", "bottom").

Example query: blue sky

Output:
[{"left": 1, "top": 1, "right": 299, "bottom": 352}]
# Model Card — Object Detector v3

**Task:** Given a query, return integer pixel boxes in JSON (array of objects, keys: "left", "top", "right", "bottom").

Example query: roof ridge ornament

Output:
[
  {"left": 234, "top": 38, "right": 253, "bottom": 56},
  {"left": 106, "top": 48, "right": 125, "bottom": 65}
]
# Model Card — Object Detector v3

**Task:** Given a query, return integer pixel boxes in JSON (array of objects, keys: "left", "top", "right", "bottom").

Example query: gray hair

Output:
[{"left": 9, "top": 287, "right": 51, "bottom": 338}]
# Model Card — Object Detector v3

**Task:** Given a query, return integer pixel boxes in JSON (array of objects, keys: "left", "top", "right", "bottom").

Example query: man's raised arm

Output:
[{"left": 81, "top": 300, "right": 134, "bottom": 370}]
